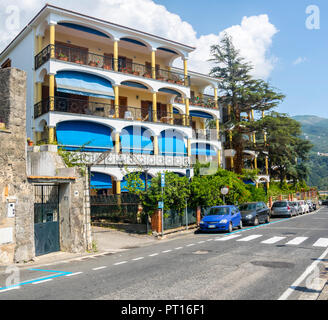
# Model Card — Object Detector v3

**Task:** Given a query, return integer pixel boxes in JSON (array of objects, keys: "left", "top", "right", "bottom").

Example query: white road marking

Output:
[
  {"left": 198, "top": 241, "right": 205, "bottom": 244},
  {"left": 162, "top": 250, "right": 172, "bottom": 253},
  {"left": 261, "top": 236, "right": 286, "bottom": 244},
  {"left": 206, "top": 239, "right": 213, "bottom": 242},
  {"left": 66, "top": 272, "right": 83, "bottom": 277},
  {"left": 175, "top": 247, "right": 183, "bottom": 250},
  {"left": 286, "top": 237, "right": 308, "bottom": 246},
  {"left": 132, "top": 257, "right": 144, "bottom": 261},
  {"left": 313, "top": 238, "right": 328, "bottom": 248},
  {"left": 92, "top": 266, "right": 107, "bottom": 270},
  {"left": 0, "top": 287, "right": 20, "bottom": 293},
  {"left": 149, "top": 253, "right": 159, "bottom": 257},
  {"left": 237, "top": 235, "right": 263, "bottom": 242},
  {"left": 186, "top": 243, "right": 195, "bottom": 247},
  {"left": 278, "top": 246, "right": 328, "bottom": 300},
  {"left": 215, "top": 234, "right": 241, "bottom": 241},
  {"left": 32, "top": 279, "right": 53, "bottom": 285},
  {"left": 114, "top": 261, "right": 127, "bottom": 265}
]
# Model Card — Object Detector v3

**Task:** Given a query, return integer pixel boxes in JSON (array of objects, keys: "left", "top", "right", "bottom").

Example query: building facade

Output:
[{"left": 0, "top": 4, "right": 222, "bottom": 194}]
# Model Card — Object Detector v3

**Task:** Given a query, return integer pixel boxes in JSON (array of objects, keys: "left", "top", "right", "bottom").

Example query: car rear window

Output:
[
  {"left": 273, "top": 202, "right": 288, "bottom": 208},
  {"left": 239, "top": 203, "right": 256, "bottom": 211}
]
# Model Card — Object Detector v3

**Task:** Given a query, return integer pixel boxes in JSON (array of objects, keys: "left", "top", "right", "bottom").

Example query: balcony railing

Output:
[
  {"left": 66, "top": 152, "right": 191, "bottom": 168},
  {"left": 192, "top": 129, "right": 218, "bottom": 141},
  {"left": 35, "top": 44, "right": 190, "bottom": 86},
  {"left": 175, "top": 95, "right": 217, "bottom": 109},
  {"left": 34, "top": 96, "right": 191, "bottom": 127}
]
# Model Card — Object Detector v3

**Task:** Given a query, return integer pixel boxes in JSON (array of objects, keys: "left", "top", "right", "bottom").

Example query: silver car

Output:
[
  {"left": 271, "top": 201, "right": 297, "bottom": 218},
  {"left": 291, "top": 201, "right": 302, "bottom": 215}
]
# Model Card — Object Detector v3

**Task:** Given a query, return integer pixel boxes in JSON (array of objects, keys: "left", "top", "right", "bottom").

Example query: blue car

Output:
[{"left": 199, "top": 205, "right": 243, "bottom": 233}]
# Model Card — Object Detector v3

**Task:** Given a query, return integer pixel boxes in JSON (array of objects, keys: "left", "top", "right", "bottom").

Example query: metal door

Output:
[{"left": 34, "top": 185, "right": 60, "bottom": 256}]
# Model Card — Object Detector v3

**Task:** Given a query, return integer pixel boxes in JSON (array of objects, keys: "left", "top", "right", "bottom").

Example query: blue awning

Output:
[
  {"left": 191, "top": 143, "right": 216, "bottom": 156},
  {"left": 90, "top": 172, "right": 113, "bottom": 189},
  {"left": 190, "top": 111, "right": 213, "bottom": 119},
  {"left": 55, "top": 71, "right": 115, "bottom": 99}
]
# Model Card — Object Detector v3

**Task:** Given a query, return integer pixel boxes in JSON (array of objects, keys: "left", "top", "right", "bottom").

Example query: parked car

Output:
[
  {"left": 291, "top": 201, "right": 302, "bottom": 215},
  {"left": 298, "top": 200, "right": 309, "bottom": 214},
  {"left": 199, "top": 205, "right": 242, "bottom": 233},
  {"left": 271, "top": 201, "right": 297, "bottom": 218},
  {"left": 306, "top": 200, "right": 314, "bottom": 212},
  {"left": 239, "top": 202, "right": 270, "bottom": 226},
  {"left": 322, "top": 200, "right": 328, "bottom": 206},
  {"left": 313, "top": 202, "right": 317, "bottom": 211}
]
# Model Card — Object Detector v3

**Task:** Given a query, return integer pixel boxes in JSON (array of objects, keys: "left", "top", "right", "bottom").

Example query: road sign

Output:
[
  {"left": 161, "top": 173, "right": 165, "bottom": 187},
  {"left": 221, "top": 187, "right": 229, "bottom": 195},
  {"left": 158, "top": 201, "right": 164, "bottom": 209}
]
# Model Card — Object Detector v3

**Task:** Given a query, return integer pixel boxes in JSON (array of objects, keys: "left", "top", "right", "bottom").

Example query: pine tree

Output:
[{"left": 209, "top": 33, "right": 285, "bottom": 174}]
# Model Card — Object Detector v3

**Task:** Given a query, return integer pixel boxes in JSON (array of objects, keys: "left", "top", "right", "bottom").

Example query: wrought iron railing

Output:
[
  {"left": 192, "top": 129, "right": 218, "bottom": 141},
  {"left": 35, "top": 44, "right": 190, "bottom": 86},
  {"left": 34, "top": 96, "right": 191, "bottom": 127},
  {"left": 175, "top": 95, "right": 217, "bottom": 109}
]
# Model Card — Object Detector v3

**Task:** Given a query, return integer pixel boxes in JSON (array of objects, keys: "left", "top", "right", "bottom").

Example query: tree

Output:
[
  {"left": 126, "top": 171, "right": 190, "bottom": 214},
  {"left": 209, "top": 33, "right": 285, "bottom": 174},
  {"left": 250, "top": 112, "right": 313, "bottom": 185}
]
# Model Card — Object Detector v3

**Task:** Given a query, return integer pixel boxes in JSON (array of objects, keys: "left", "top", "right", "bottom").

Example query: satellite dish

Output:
[{"left": 221, "top": 187, "right": 229, "bottom": 195}]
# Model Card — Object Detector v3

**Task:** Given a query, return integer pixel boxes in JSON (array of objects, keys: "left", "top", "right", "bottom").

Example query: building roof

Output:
[{"left": 0, "top": 3, "right": 195, "bottom": 59}]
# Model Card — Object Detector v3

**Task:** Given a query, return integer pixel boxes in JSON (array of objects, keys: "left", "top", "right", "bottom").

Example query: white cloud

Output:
[
  {"left": 0, "top": 0, "right": 278, "bottom": 79},
  {"left": 293, "top": 57, "right": 307, "bottom": 65}
]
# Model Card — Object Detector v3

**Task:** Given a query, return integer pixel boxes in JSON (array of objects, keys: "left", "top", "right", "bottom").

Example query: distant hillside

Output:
[
  {"left": 292, "top": 115, "right": 328, "bottom": 190},
  {"left": 293, "top": 115, "right": 328, "bottom": 153}
]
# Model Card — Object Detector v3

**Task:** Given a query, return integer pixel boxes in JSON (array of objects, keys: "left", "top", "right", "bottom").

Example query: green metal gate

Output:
[{"left": 34, "top": 185, "right": 60, "bottom": 256}]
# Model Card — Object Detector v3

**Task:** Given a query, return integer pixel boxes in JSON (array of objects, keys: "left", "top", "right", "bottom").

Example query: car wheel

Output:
[
  {"left": 228, "top": 222, "right": 233, "bottom": 233},
  {"left": 238, "top": 220, "right": 242, "bottom": 229},
  {"left": 253, "top": 217, "right": 259, "bottom": 226},
  {"left": 265, "top": 215, "right": 270, "bottom": 223}
]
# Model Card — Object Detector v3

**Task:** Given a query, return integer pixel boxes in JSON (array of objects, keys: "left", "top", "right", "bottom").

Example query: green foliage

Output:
[
  {"left": 126, "top": 171, "right": 190, "bottom": 215},
  {"left": 251, "top": 112, "right": 313, "bottom": 185},
  {"left": 189, "top": 169, "right": 251, "bottom": 207},
  {"left": 123, "top": 170, "right": 145, "bottom": 195},
  {"left": 209, "top": 33, "right": 285, "bottom": 173}
]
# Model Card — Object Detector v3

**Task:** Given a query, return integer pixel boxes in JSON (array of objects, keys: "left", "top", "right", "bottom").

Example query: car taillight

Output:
[{"left": 287, "top": 206, "right": 290, "bottom": 210}]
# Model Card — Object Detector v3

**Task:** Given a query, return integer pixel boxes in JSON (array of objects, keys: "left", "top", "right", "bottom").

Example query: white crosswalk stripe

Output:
[
  {"left": 215, "top": 234, "right": 241, "bottom": 241},
  {"left": 237, "top": 235, "right": 263, "bottom": 242},
  {"left": 261, "top": 236, "right": 286, "bottom": 244},
  {"left": 313, "top": 238, "right": 328, "bottom": 247},
  {"left": 286, "top": 237, "right": 308, "bottom": 246}
]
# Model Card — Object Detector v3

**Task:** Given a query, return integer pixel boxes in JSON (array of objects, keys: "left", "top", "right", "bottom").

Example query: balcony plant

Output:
[
  {"left": 104, "top": 64, "right": 112, "bottom": 70},
  {"left": 133, "top": 70, "right": 140, "bottom": 76},
  {"left": 58, "top": 52, "right": 68, "bottom": 61},
  {"left": 143, "top": 72, "right": 151, "bottom": 78},
  {"left": 27, "top": 138, "right": 33, "bottom": 146}
]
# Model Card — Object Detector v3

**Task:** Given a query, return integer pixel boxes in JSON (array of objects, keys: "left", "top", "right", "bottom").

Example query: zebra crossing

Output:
[{"left": 214, "top": 234, "right": 328, "bottom": 248}]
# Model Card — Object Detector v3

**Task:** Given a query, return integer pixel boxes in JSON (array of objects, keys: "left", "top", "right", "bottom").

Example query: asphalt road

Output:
[{"left": 1, "top": 206, "right": 328, "bottom": 300}]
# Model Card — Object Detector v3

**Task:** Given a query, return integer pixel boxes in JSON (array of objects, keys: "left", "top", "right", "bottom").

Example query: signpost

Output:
[{"left": 161, "top": 173, "right": 165, "bottom": 237}]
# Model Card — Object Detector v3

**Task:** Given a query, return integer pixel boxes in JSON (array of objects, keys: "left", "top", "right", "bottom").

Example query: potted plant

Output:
[
  {"left": 27, "top": 138, "right": 33, "bottom": 146},
  {"left": 58, "top": 52, "right": 68, "bottom": 61},
  {"left": 143, "top": 72, "right": 151, "bottom": 78},
  {"left": 104, "top": 64, "right": 112, "bottom": 70},
  {"left": 89, "top": 60, "right": 99, "bottom": 67},
  {"left": 133, "top": 71, "right": 140, "bottom": 76}
]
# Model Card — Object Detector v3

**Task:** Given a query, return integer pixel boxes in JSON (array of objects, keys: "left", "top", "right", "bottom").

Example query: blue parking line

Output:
[
  {"left": 229, "top": 218, "right": 288, "bottom": 235},
  {"left": 0, "top": 268, "right": 72, "bottom": 291}
]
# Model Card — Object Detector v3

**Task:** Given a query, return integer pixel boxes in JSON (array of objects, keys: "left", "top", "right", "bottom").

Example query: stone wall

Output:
[{"left": 0, "top": 68, "right": 34, "bottom": 264}]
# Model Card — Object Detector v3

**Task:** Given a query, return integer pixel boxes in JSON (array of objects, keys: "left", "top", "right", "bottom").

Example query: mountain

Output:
[{"left": 292, "top": 115, "right": 328, "bottom": 190}]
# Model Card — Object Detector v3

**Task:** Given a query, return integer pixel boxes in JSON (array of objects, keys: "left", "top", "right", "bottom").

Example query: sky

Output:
[{"left": 0, "top": 0, "right": 327, "bottom": 118}]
